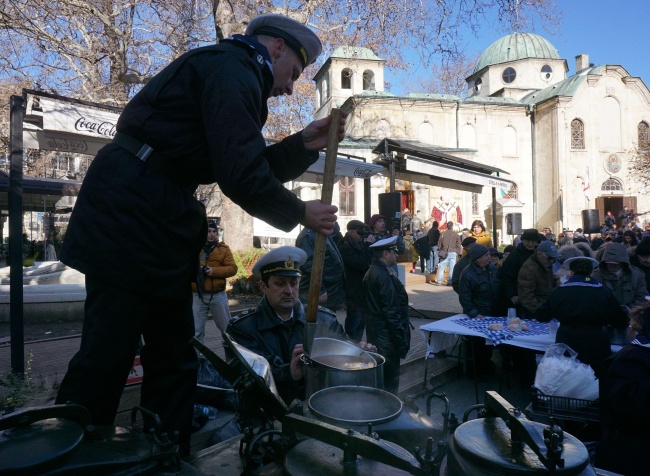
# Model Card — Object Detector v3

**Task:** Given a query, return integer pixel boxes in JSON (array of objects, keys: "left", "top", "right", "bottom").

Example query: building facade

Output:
[{"left": 309, "top": 36, "right": 650, "bottom": 242}]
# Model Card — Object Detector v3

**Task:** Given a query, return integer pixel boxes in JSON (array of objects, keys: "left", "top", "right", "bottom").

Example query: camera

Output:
[
  {"left": 202, "top": 265, "right": 210, "bottom": 273},
  {"left": 357, "top": 226, "right": 371, "bottom": 238}
]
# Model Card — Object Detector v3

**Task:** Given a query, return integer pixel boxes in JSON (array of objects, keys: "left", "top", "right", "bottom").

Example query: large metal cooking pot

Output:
[
  {"left": 303, "top": 338, "right": 384, "bottom": 396},
  {"left": 445, "top": 417, "right": 596, "bottom": 475},
  {"left": 308, "top": 386, "right": 402, "bottom": 426}
]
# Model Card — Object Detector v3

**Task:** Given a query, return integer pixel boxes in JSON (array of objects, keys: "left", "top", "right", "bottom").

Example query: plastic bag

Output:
[
  {"left": 534, "top": 343, "right": 599, "bottom": 401},
  {"left": 196, "top": 356, "right": 236, "bottom": 411}
]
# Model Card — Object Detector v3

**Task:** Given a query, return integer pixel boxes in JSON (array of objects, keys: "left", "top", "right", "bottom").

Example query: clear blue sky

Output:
[{"left": 387, "top": 0, "right": 648, "bottom": 95}]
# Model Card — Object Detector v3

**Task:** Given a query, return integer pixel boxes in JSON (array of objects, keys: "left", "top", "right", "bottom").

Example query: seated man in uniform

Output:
[{"left": 226, "top": 246, "right": 372, "bottom": 409}]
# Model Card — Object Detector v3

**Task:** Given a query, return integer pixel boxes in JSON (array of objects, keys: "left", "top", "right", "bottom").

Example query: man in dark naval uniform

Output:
[
  {"left": 226, "top": 246, "right": 347, "bottom": 406},
  {"left": 363, "top": 236, "right": 411, "bottom": 395},
  {"left": 55, "top": 14, "right": 345, "bottom": 455}
]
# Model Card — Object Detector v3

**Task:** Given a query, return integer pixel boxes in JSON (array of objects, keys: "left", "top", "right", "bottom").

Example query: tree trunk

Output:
[{"left": 220, "top": 195, "right": 253, "bottom": 251}]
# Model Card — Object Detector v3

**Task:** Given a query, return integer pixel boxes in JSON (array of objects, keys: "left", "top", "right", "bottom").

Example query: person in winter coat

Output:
[
  {"left": 363, "top": 236, "right": 411, "bottom": 395},
  {"left": 592, "top": 242, "right": 648, "bottom": 311},
  {"left": 597, "top": 301, "right": 650, "bottom": 476},
  {"left": 427, "top": 220, "right": 441, "bottom": 273},
  {"left": 450, "top": 237, "right": 477, "bottom": 293},
  {"left": 458, "top": 245, "right": 501, "bottom": 376},
  {"left": 296, "top": 226, "right": 346, "bottom": 311},
  {"left": 54, "top": 14, "right": 342, "bottom": 455},
  {"left": 536, "top": 257, "right": 629, "bottom": 377},
  {"left": 338, "top": 220, "right": 373, "bottom": 341},
  {"left": 469, "top": 220, "right": 493, "bottom": 249},
  {"left": 192, "top": 222, "right": 238, "bottom": 341},
  {"left": 499, "top": 228, "right": 541, "bottom": 312},
  {"left": 518, "top": 241, "right": 561, "bottom": 317},
  {"left": 629, "top": 238, "right": 650, "bottom": 293}
]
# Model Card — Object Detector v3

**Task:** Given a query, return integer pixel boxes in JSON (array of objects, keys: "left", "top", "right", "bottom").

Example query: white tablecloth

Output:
[{"left": 419, "top": 314, "right": 555, "bottom": 357}]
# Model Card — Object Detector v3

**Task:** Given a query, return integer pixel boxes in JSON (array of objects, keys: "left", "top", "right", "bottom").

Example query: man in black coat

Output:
[
  {"left": 499, "top": 228, "right": 542, "bottom": 313},
  {"left": 363, "top": 236, "right": 411, "bottom": 394},
  {"left": 427, "top": 220, "right": 440, "bottom": 273},
  {"left": 55, "top": 14, "right": 344, "bottom": 455},
  {"left": 338, "top": 220, "right": 373, "bottom": 341},
  {"left": 450, "top": 237, "right": 477, "bottom": 293}
]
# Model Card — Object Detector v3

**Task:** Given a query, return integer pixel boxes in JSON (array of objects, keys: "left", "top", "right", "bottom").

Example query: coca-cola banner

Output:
[{"left": 41, "top": 98, "right": 119, "bottom": 140}]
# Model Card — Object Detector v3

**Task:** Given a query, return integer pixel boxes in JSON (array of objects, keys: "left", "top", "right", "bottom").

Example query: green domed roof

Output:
[
  {"left": 331, "top": 46, "right": 383, "bottom": 61},
  {"left": 474, "top": 33, "right": 560, "bottom": 72}
]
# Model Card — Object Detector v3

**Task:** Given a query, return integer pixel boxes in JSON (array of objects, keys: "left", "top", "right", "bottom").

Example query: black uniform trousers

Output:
[{"left": 55, "top": 275, "right": 198, "bottom": 455}]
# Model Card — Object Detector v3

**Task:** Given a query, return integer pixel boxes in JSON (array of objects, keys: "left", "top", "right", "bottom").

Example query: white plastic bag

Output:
[{"left": 534, "top": 343, "right": 599, "bottom": 401}]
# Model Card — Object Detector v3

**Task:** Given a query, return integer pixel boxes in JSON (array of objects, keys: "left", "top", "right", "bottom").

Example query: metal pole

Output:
[{"left": 9, "top": 95, "right": 25, "bottom": 376}]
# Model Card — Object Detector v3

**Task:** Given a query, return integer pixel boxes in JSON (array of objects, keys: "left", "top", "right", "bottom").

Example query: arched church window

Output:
[
  {"left": 571, "top": 119, "right": 585, "bottom": 149},
  {"left": 338, "top": 177, "right": 355, "bottom": 216},
  {"left": 541, "top": 65, "right": 553, "bottom": 82},
  {"left": 639, "top": 121, "right": 650, "bottom": 149},
  {"left": 341, "top": 69, "right": 352, "bottom": 90},
  {"left": 601, "top": 178, "right": 623, "bottom": 192},
  {"left": 474, "top": 77, "right": 482, "bottom": 93},
  {"left": 502, "top": 67, "right": 516, "bottom": 84},
  {"left": 363, "top": 70, "right": 375, "bottom": 90}
]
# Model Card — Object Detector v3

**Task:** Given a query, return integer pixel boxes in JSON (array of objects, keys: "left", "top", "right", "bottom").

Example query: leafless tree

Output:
[
  {"left": 416, "top": 52, "right": 482, "bottom": 98},
  {"left": 0, "top": 0, "right": 561, "bottom": 250}
]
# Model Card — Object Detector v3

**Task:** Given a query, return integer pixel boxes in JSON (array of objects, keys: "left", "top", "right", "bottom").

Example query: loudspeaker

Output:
[
  {"left": 506, "top": 213, "right": 522, "bottom": 235},
  {"left": 378, "top": 192, "right": 402, "bottom": 222},
  {"left": 582, "top": 209, "right": 601, "bottom": 234}
]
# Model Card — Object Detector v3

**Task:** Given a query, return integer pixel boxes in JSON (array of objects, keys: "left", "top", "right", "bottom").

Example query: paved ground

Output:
[{"left": 1, "top": 267, "right": 538, "bottom": 458}]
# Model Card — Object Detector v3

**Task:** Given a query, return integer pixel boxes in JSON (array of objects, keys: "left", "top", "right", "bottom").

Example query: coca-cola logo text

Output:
[
  {"left": 46, "top": 136, "right": 89, "bottom": 152},
  {"left": 353, "top": 167, "right": 373, "bottom": 178},
  {"left": 75, "top": 116, "right": 117, "bottom": 137}
]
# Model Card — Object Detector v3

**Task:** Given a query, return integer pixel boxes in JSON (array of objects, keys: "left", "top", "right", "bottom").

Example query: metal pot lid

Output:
[
  {"left": 285, "top": 438, "right": 412, "bottom": 476},
  {"left": 308, "top": 386, "right": 402, "bottom": 426},
  {"left": 451, "top": 418, "right": 590, "bottom": 474},
  {"left": 0, "top": 418, "right": 84, "bottom": 473},
  {"left": 309, "top": 338, "right": 377, "bottom": 370}
]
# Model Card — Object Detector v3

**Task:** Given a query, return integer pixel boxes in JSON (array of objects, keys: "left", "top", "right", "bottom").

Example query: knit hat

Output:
[
  {"left": 461, "top": 237, "right": 477, "bottom": 248},
  {"left": 469, "top": 244, "right": 489, "bottom": 260},
  {"left": 347, "top": 220, "right": 366, "bottom": 231},
  {"left": 368, "top": 214, "right": 385, "bottom": 228},
  {"left": 521, "top": 229, "right": 541, "bottom": 242},
  {"left": 636, "top": 238, "right": 650, "bottom": 256}
]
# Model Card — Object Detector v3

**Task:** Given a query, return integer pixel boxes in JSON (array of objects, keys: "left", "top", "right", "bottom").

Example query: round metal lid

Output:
[
  {"left": 308, "top": 386, "right": 402, "bottom": 426},
  {"left": 450, "top": 418, "right": 591, "bottom": 474},
  {"left": 0, "top": 418, "right": 84, "bottom": 473},
  {"left": 284, "top": 438, "right": 412, "bottom": 476}
]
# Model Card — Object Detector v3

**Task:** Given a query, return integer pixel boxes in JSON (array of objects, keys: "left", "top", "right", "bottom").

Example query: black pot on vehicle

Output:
[{"left": 444, "top": 417, "right": 596, "bottom": 475}]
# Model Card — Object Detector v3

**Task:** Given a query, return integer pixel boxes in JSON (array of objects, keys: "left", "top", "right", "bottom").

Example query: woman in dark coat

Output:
[
  {"left": 536, "top": 257, "right": 628, "bottom": 377},
  {"left": 597, "top": 301, "right": 650, "bottom": 475}
]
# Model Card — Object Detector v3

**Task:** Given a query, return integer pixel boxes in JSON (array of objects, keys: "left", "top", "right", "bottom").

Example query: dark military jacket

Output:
[{"left": 226, "top": 296, "right": 343, "bottom": 404}]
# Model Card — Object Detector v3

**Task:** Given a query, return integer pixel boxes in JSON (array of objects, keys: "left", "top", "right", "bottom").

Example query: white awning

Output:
[
  {"left": 405, "top": 155, "right": 512, "bottom": 191},
  {"left": 295, "top": 153, "right": 384, "bottom": 184}
]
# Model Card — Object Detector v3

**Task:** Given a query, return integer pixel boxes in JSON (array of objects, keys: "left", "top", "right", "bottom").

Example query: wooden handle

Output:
[{"left": 305, "top": 108, "right": 342, "bottom": 323}]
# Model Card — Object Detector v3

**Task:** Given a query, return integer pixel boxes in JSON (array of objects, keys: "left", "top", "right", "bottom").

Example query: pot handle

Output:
[{"left": 300, "top": 353, "right": 314, "bottom": 367}]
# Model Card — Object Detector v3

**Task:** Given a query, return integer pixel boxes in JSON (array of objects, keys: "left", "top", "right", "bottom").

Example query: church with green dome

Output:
[{"left": 308, "top": 33, "right": 650, "bottom": 241}]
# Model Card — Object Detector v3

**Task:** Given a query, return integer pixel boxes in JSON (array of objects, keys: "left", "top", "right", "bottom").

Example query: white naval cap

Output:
[
  {"left": 245, "top": 13, "right": 322, "bottom": 67},
  {"left": 252, "top": 246, "right": 307, "bottom": 277},
  {"left": 369, "top": 235, "right": 399, "bottom": 251}
]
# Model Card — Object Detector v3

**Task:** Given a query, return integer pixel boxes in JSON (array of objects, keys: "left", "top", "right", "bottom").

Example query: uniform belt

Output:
[{"left": 112, "top": 132, "right": 154, "bottom": 162}]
